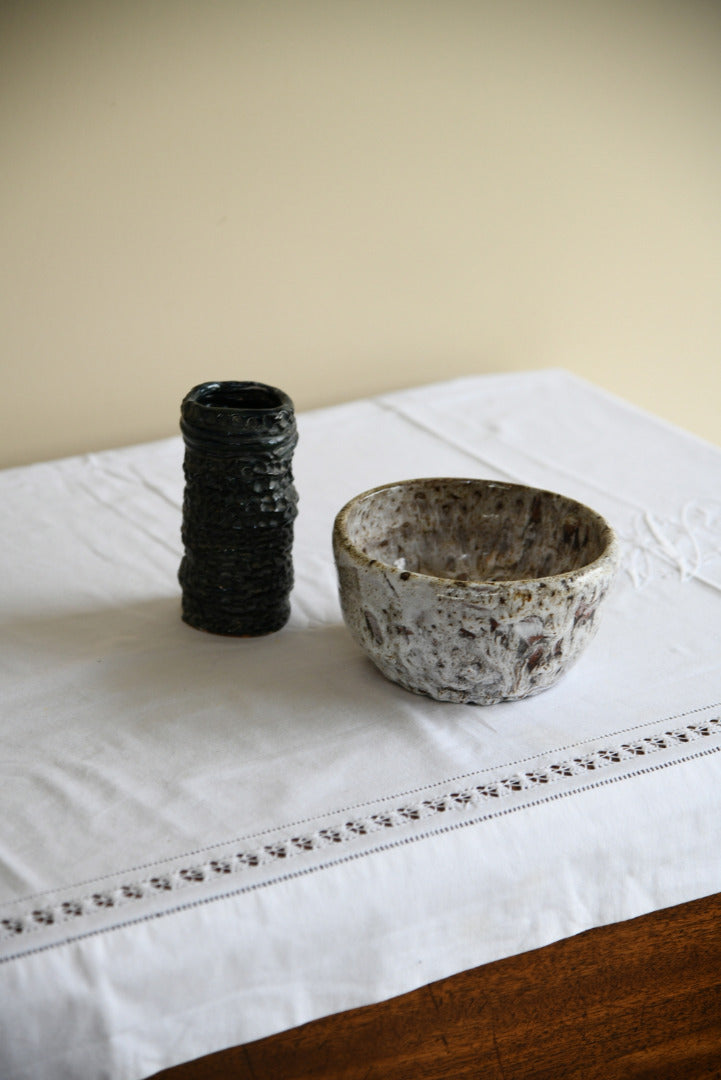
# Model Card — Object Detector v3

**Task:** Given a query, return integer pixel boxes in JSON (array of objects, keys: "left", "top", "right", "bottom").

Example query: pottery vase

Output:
[{"left": 178, "top": 381, "right": 298, "bottom": 635}]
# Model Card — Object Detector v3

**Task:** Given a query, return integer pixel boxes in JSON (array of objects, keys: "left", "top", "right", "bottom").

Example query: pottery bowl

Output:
[{"left": 332, "top": 478, "right": 619, "bottom": 705}]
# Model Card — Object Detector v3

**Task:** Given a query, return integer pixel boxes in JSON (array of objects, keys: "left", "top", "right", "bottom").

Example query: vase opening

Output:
[{"left": 197, "top": 384, "right": 284, "bottom": 411}]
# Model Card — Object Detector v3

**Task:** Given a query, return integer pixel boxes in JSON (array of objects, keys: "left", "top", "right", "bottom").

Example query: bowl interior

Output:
[{"left": 342, "top": 479, "right": 611, "bottom": 582}]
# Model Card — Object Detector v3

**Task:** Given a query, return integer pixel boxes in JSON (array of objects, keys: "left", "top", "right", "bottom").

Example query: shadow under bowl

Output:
[{"left": 332, "top": 477, "right": 619, "bottom": 705}]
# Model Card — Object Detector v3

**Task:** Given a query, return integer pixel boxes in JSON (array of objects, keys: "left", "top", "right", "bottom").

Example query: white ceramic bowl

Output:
[{"left": 332, "top": 478, "right": 619, "bottom": 704}]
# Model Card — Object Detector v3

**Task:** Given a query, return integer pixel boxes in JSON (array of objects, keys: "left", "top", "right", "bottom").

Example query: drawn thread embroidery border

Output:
[{"left": 2, "top": 715, "right": 720, "bottom": 945}]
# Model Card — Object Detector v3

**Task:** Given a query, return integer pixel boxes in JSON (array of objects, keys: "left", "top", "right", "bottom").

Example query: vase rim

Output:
[{"left": 184, "top": 381, "right": 293, "bottom": 415}]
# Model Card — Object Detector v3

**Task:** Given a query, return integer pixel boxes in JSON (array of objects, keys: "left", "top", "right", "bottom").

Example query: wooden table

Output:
[
  {"left": 4, "top": 372, "right": 720, "bottom": 1080},
  {"left": 152, "top": 891, "right": 721, "bottom": 1080}
]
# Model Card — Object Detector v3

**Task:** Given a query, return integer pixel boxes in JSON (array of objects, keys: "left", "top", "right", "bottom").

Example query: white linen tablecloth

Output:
[{"left": 1, "top": 370, "right": 720, "bottom": 1079}]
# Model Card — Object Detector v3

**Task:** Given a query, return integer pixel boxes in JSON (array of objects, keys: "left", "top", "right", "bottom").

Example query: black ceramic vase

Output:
[{"left": 178, "top": 381, "right": 298, "bottom": 635}]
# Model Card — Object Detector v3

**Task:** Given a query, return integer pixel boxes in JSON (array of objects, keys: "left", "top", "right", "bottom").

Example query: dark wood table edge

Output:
[{"left": 151, "top": 889, "right": 721, "bottom": 1079}]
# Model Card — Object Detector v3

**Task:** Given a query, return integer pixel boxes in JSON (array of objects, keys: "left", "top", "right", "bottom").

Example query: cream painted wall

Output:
[{"left": 1, "top": 0, "right": 719, "bottom": 467}]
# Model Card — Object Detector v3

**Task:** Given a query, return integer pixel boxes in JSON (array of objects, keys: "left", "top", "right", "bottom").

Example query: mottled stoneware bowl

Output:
[{"left": 332, "top": 478, "right": 619, "bottom": 705}]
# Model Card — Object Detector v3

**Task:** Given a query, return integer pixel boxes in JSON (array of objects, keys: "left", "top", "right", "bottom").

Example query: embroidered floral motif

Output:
[
  {"left": 2, "top": 714, "right": 719, "bottom": 944},
  {"left": 621, "top": 499, "right": 721, "bottom": 589}
]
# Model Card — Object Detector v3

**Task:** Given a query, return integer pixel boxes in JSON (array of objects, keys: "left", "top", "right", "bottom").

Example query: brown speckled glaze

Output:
[{"left": 332, "top": 478, "right": 619, "bottom": 705}]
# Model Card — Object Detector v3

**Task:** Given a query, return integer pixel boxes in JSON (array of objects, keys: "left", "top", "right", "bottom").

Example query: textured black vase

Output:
[{"left": 178, "top": 381, "right": 298, "bottom": 635}]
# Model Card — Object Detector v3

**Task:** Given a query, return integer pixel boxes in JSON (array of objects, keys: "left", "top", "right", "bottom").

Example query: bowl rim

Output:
[{"left": 332, "top": 476, "right": 619, "bottom": 588}]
